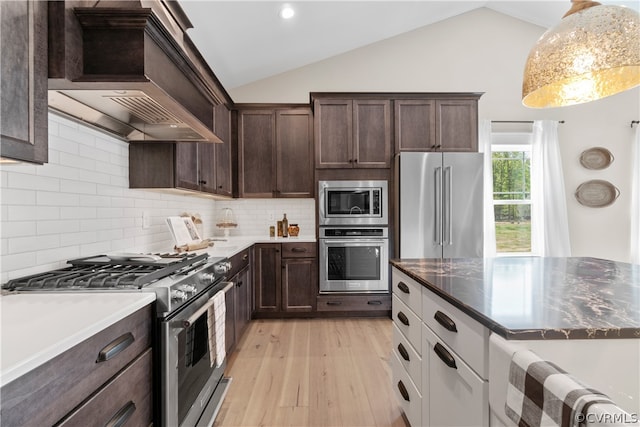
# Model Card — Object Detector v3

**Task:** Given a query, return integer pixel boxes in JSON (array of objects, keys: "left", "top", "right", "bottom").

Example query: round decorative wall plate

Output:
[
  {"left": 575, "top": 180, "right": 619, "bottom": 208},
  {"left": 579, "top": 147, "right": 614, "bottom": 170}
]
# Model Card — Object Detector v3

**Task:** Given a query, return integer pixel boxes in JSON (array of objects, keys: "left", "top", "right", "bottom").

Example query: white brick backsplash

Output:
[
  {"left": 7, "top": 172, "right": 60, "bottom": 192},
  {"left": 0, "top": 113, "right": 315, "bottom": 281},
  {"left": 37, "top": 219, "right": 81, "bottom": 235},
  {"left": 2, "top": 189, "right": 36, "bottom": 205},
  {"left": 9, "top": 235, "right": 60, "bottom": 254},
  {"left": 37, "top": 191, "right": 80, "bottom": 207},
  {"left": 7, "top": 206, "right": 39, "bottom": 221},
  {"left": 0, "top": 221, "right": 36, "bottom": 238},
  {"left": 60, "top": 179, "right": 97, "bottom": 195}
]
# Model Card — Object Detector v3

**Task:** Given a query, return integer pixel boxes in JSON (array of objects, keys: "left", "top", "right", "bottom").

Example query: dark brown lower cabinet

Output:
[
  {"left": 226, "top": 247, "right": 252, "bottom": 353},
  {"left": 0, "top": 304, "right": 153, "bottom": 427},
  {"left": 316, "top": 294, "right": 391, "bottom": 314},
  {"left": 254, "top": 242, "right": 317, "bottom": 317}
]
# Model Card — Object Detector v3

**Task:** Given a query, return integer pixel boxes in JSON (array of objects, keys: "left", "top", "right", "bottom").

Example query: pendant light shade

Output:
[{"left": 522, "top": 1, "right": 640, "bottom": 108}]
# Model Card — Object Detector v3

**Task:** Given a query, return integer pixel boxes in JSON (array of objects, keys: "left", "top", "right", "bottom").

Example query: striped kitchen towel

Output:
[
  {"left": 505, "top": 349, "right": 614, "bottom": 427},
  {"left": 207, "top": 290, "right": 226, "bottom": 368}
]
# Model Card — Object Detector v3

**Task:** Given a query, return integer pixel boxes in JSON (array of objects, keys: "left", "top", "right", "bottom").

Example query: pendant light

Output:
[{"left": 522, "top": 0, "right": 640, "bottom": 108}]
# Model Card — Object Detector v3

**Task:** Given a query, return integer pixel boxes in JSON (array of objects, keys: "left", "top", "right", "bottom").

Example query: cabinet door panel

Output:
[
  {"left": 254, "top": 244, "right": 281, "bottom": 312},
  {"left": 175, "top": 143, "right": 199, "bottom": 191},
  {"left": 395, "top": 99, "right": 436, "bottom": 152},
  {"left": 0, "top": 0, "right": 48, "bottom": 164},
  {"left": 282, "top": 258, "right": 316, "bottom": 312},
  {"left": 214, "top": 104, "right": 233, "bottom": 197},
  {"left": 314, "top": 99, "right": 352, "bottom": 168},
  {"left": 424, "top": 324, "right": 488, "bottom": 427},
  {"left": 436, "top": 100, "right": 478, "bottom": 152},
  {"left": 225, "top": 283, "right": 236, "bottom": 353},
  {"left": 235, "top": 266, "right": 251, "bottom": 342},
  {"left": 276, "top": 109, "right": 313, "bottom": 197},
  {"left": 198, "top": 142, "right": 217, "bottom": 193},
  {"left": 239, "top": 111, "right": 275, "bottom": 197},
  {"left": 353, "top": 99, "right": 391, "bottom": 168}
]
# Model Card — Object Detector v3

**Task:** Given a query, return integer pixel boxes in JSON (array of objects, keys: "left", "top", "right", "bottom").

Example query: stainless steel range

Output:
[{"left": 3, "top": 252, "right": 233, "bottom": 427}]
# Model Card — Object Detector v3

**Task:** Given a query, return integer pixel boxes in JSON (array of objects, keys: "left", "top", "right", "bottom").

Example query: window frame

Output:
[{"left": 491, "top": 138, "right": 537, "bottom": 256}]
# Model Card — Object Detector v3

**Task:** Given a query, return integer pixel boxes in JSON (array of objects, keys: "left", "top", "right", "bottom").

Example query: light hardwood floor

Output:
[{"left": 215, "top": 318, "right": 409, "bottom": 427}]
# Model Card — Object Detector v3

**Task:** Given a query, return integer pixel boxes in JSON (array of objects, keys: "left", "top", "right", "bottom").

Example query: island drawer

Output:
[
  {"left": 1, "top": 304, "right": 152, "bottom": 427},
  {"left": 391, "top": 350, "right": 422, "bottom": 427},
  {"left": 392, "top": 269, "right": 422, "bottom": 316},
  {"left": 392, "top": 295, "right": 421, "bottom": 354},
  {"left": 423, "top": 289, "right": 489, "bottom": 379},
  {"left": 393, "top": 323, "right": 422, "bottom": 393}
]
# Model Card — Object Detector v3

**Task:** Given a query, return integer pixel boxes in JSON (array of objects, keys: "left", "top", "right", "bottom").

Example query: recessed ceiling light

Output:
[{"left": 279, "top": 5, "right": 295, "bottom": 19}]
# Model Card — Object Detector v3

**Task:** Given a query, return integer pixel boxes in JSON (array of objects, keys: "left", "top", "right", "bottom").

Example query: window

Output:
[{"left": 491, "top": 134, "right": 535, "bottom": 255}]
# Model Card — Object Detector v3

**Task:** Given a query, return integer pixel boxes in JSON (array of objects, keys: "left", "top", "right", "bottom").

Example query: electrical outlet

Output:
[{"left": 142, "top": 212, "right": 151, "bottom": 229}]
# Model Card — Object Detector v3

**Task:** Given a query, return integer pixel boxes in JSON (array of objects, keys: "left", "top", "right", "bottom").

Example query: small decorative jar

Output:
[{"left": 288, "top": 224, "right": 300, "bottom": 237}]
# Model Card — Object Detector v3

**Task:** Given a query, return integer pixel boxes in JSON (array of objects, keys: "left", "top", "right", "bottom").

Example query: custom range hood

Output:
[{"left": 48, "top": 1, "right": 228, "bottom": 143}]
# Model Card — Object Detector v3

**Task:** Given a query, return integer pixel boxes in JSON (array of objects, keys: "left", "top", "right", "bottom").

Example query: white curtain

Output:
[
  {"left": 531, "top": 120, "right": 572, "bottom": 257},
  {"left": 479, "top": 119, "right": 496, "bottom": 257},
  {"left": 631, "top": 125, "right": 640, "bottom": 265}
]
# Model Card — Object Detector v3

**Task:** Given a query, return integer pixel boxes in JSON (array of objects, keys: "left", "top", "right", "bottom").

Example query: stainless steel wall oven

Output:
[{"left": 319, "top": 227, "right": 389, "bottom": 293}]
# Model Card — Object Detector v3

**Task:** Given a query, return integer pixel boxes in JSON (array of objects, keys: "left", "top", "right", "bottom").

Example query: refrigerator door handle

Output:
[
  {"left": 444, "top": 165, "right": 452, "bottom": 245},
  {"left": 435, "top": 166, "right": 441, "bottom": 246}
]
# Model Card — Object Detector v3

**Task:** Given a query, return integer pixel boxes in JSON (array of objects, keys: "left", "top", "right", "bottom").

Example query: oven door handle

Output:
[
  {"left": 177, "top": 282, "right": 233, "bottom": 329},
  {"left": 321, "top": 239, "right": 387, "bottom": 245}
]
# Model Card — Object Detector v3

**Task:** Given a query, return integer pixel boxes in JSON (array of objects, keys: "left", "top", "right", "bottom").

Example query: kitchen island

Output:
[{"left": 390, "top": 257, "right": 640, "bottom": 427}]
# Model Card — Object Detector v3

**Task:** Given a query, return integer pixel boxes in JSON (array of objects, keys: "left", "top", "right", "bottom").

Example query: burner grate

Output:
[{"left": 4, "top": 252, "right": 209, "bottom": 291}]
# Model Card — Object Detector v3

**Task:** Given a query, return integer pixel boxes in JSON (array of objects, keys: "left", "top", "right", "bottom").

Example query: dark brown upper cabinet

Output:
[
  {"left": 313, "top": 97, "right": 391, "bottom": 168},
  {"left": 129, "top": 104, "right": 234, "bottom": 197},
  {"left": 238, "top": 106, "right": 313, "bottom": 198},
  {"left": 0, "top": 1, "right": 48, "bottom": 164},
  {"left": 395, "top": 94, "right": 481, "bottom": 152}
]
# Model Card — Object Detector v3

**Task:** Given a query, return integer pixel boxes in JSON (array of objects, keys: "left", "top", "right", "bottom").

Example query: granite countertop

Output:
[
  {"left": 391, "top": 257, "right": 640, "bottom": 340},
  {"left": 0, "top": 293, "right": 155, "bottom": 386}
]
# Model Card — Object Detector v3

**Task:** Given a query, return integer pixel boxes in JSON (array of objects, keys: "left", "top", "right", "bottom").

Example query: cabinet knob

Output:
[{"left": 218, "top": 185, "right": 223, "bottom": 189}]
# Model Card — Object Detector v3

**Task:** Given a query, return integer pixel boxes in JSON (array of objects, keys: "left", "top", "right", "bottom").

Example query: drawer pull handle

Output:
[
  {"left": 96, "top": 333, "right": 134, "bottom": 363},
  {"left": 397, "top": 282, "right": 410, "bottom": 294},
  {"left": 242, "top": 254, "right": 249, "bottom": 261},
  {"left": 397, "top": 311, "right": 410, "bottom": 326},
  {"left": 367, "top": 300, "right": 382, "bottom": 305},
  {"left": 291, "top": 247, "right": 308, "bottom": 253},
  {"left": 434, "top": 310, "right": 458, "bottom": 332},
  {"left": 434, "top": 343, "right": 457, "bottom": 369},
  {"left": 105, "top": 401, "right": 136, "bottom": 427},
  {"left": 326, "top": 301, "right": 342, "bottom": 306},
  {"left": 397, "top": 343, "right": 410, "bottom": 362},
  {"left": 237, "top": 280, "right": 243, "bottom": 287},
  {"left": 397, "top": 381, "right": 410, "bottom": 402}
]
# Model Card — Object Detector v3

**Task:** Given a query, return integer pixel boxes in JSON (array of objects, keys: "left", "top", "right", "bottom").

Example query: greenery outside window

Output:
[{"left": 492, "top": 140, "right": 533, "bottom": 254}]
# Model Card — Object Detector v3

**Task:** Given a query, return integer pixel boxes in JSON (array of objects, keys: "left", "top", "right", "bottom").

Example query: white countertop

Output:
[
  {"left": 0, "top": 292, "right": 155, "bottom": 386},
  {"left": 206, "top": 235, "right": 316, "bottom": 258},
  {"left": 0, "top": 236, "right": 315, "bottom": 386}
]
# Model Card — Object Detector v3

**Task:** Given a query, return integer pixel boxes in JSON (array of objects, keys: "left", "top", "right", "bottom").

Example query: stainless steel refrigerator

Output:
[{"left": 399, "top": 152, "right": 484, "bottom": 258}]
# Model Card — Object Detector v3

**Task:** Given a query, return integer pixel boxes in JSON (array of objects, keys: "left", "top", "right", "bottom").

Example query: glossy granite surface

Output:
[{"left": 391, "top": 257, "right": 640, "bottom": 340}]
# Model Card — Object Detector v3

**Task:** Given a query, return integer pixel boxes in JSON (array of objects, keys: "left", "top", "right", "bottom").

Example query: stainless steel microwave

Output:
[{"left": 318, "top": 180, "right": 388, "bottom": 226}]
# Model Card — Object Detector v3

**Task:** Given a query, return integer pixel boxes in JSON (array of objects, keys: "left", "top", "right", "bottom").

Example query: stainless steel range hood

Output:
[{"left": 48, "top": 1, "right": 229, "bottom": 143}]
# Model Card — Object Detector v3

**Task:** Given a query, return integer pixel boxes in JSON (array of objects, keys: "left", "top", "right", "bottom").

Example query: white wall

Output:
[
  {"left": 230, "top": 8, "right": 640, "bottom": 263},
  {"left": 0, "top": 114, "right": 315, "bottom": 283}
]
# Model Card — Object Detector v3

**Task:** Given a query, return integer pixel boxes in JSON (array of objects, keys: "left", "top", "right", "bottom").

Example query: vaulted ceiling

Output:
[{"left": 178, "top": 1, "right": 639, "bottom": 90}]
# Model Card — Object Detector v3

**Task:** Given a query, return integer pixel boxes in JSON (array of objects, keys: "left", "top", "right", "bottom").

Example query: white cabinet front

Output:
[{"left": 423, "top": 324, "right": 488, "bottom": 427}]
